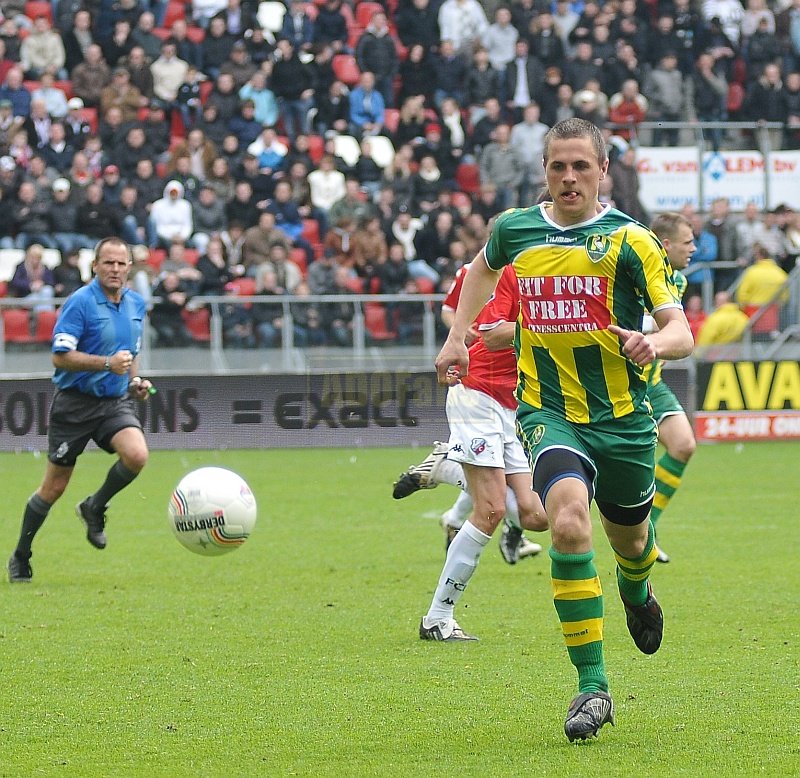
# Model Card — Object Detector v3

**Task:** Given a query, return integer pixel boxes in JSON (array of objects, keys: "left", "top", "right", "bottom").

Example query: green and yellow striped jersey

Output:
[
  {"left": 485, "top": 204, "right": 682, "bottom": 424},
  {"left": 643, "top": 269, "right": 687, "bottom": 388}
]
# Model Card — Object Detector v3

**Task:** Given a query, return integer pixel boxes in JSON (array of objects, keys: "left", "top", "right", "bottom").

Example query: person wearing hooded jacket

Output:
[{"left": 149, "top": 180, "right": 194, "bottom": 248}]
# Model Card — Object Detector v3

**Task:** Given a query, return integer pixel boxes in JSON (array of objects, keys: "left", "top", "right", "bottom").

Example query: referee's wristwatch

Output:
[{"left": 103, "top": 355, "right": 111, "bottom": 371}]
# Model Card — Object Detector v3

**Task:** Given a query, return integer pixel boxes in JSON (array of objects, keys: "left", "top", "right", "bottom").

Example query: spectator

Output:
[
  {"left": 783, "top": 71, "right": 800, "bottom": 150},
  {"left": 478, "top": 123, "right": 524, "bottom": 211},
  {"left": 202, "top": 16, "right": 235, "bottom": 81},
  {"left": 413, "top": 209, "right": 455, "bottom": 281},
  {"left": 124, "top": 46, "right": 155, "bottom": 102},
  {"left": 552, "top": 0, "right": 580, "bottom": 55},
  {"left": 465, "top": 47, "right": 500, "bottom": 123},
  {"left": 63, "top": 9, "right": 95, "bottom": 74},
  {"left": 192, "top": 184, "right": 228, "bottom": 255},
  {"left": 322, "top": 265, "right": 356, "bottom": 346},
  {"left": 735, "top": 202, "right": 769, "bottom": 262},
  {"left": 538, "top": 65, "right": 566, "bottom": 127},
  {"left": 150, "top": 41, "right": 189, "bottom": 115},
  {"left": 265, "top": 179, "right": 314, "bottom": 265},
  {"left": 39, "top": 122, "right": 76, "bottom": 175},
  {"left": 130, "top": 157, "right": 166, "bottom": 207},
  {"left": 116, "top": 126, "right": 154, "bottom": 179},
  {"left": 704, "top": 196, "right": 739, "bottom": 289},
  {"left": 290, "top": 280, "right": 327, "bottom": 346},
  {"left": 168, "top": 19, "right": 203, "bottom": 71},
  {"left": 308, "top": 153, "right": 347, "bottom": 215},
  {"left": 314, "top": 79, "right": 350, "bottom": 137},
  {"left": 102, "top": 19, "right": 135, "bottom": 69},
  {"left": 150, "top": 270, "right": 194, "bottom": 346},
  {"left": 683, "top": 293, "right": 708, "bottom": 340},
  {"left": 397, "top": 44, "right": 435, "bottom": 106},
  {"left": 220, "top": 40, "right": 257, "bottom": 89},
  {"left": 432, "top": 39, "right": 467, "bottom": 108},
  {"left": 510, "top": 102, "right": 548, "bottom": 205},
  {"left": 70, "top": 45, "right": 112, "bottom": 109},
  {"left": 161, "top": 241, "right": 204, "bottom": 295},
  {"left": 76, "top": 181, "right": 121, "bottom": 239},
  {"left": 221, "top": 219, "right": 247, "bottom": 269},
  {"left": 150, "top": 180, "right": 194, "bottom": 248},
  {"left": 9, "top": 243, "right": 56, "bottom": 310},
  {"left": 410, "top": 153, "right": 445, "bottom": 214},
  {"left": 247, "top": 125, "right": 287, "bottom": 180},
  {"left": 695, "top": 16, "right": 738, "bottom": 81},
  {"left": 353, "top": 136, "right": 385, "bottom": 201},
  {"left": 414, "top": 121, "right": 459, "bottom": 183},
  {"left": 702, "top": 3, "right": 745, "bottom": 48},
  {"left": 175, "top": 65, "right": 204, "bottom": 130},
  {"left": 396, "top": 0, "right": 440, "bottom": 53},
  {"left": 564, "top": 41, "right": 604, "bottom": 92},
  {"left": 524, "top": 11, "right": 565, "bottom": 69},
  {"left": 281, "top": 0, "right": 315, "bottom": 52},
  {"left": 20, "top": 15, "right": 66, "bottom": 80},
  {"left": 0, "top": 67, "right": 32, "bottom": 120},
  {"left": 30, "top": 73, "right": 69, "bottom": 119},
  {"left": 744, "top": 62, "right": 788, "bottom": 153},
  {"left": 374, "top": 240, "right": 411, "bottom": 296},
  {"left": 271, "top": 39, "right": 315, "bottom": 141},
  {"left": 52, "top": 249, "right": 85, "bottom": 298},
  {"left": 227, "top": 98, "right": 261, "bottom": 147},
  {"left": 644, "top": 53, "right": 687, "bottom": 147},
  {"left": 349, "top": 71, "right": 385, "bottom": 139},
  {"left": 221, "top": 284, "right": 257, "bottom": 347},
  {"left": 483, "top": 6, "right": 518, "bottom": 93},
  {"left": 238, "top": 70, "right": 278, "bottom": 127},
  {"left": 197, "top": 235, "right": 234, "bottom": 294},
  {"left": 735, "top": 243, "right": 790, "bottom": 310},
  {"left": 263, "top": 240, "right": 303, "bottom": 293},
  {"left": 683, "top": 210, "right": 718, "bottom": 299},
  {"left": 130, "top": 12, "right": 163, "bottom": 63},
  {"left": 205, "top": 155, "right": 236, "bottom": 202},
  {"left": 503, "top": 38, "right": 546, "bottom": 124},
  {"left": 690, "top": 51, "right": 728, "bottom": 151},
  {"left": 63, "top": 98, "right": 91, "bottom": 149},
  {"left": 212, "top": 0, "right": 256, "bottom": 38},
  {"left": 49, "top": 176, "right": 92, "bottom": 254},
  {"left": 355, "top": 11, "right": 399, "bottom": 109},
  {"left": 610, "top": 147, "right": 649, "bottom": 225},
  {"left": 165, "top": 153, "right": 202, "bottom": 202},
  {"left": 351, "top": 214, "right": 388, "bottom": 278},
  {"left": 608, "top": 79, "right": 648, "bottom": 141},
  {"left": 241, "top": 210, "right": 292, "bottom": 272},
  {"left": 438, "top": 0, "right": 489, "bottom": 56},
  {"left": 192, "top": 0, "right": 229, "bottom": 30},
  {"left": 8, "top": 127, "right": 34, "bottom": 170},
  {"left": 171, "top": 127, "right": 218, "bottom": 181},
  {"left": 307, "top": 250, "right": 337, "bottom": 295},
  {"left": 22, "top": 98, "right": 53, "bottom": 149},
  {"left": 469, "top": 96, "right": 502, "bottom": 158},
  {"left": 312, "top": 0, "right": 350, "bottom": 53},
  {"left": 695, "top": 290, "right": 750, "bottom": 346},
  {"left": 10, "top": 180, "right": 56, "bottom": 248},
  {"left": 251, "top": 264, "right": 288, "bottom": 347},
  {"left": 118, "top": 183, "right": 153, "bottom": 247},
  {"left": 0, "top": 97, "right": 24, "bottom": 150}
]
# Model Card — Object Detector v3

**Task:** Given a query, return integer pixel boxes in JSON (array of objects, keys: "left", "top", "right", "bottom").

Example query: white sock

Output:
[
  {"left": 504, "top": 486, "right": 520, "bottom": 530},
  {"left": 424, "top": 520, "right": 491, "bottom": 625},
  {"left": 436, "top": 458, "right": 467, "bottom": 490},
  {"left": 442, "top": 491, "right": 473, "bottom": 530}
]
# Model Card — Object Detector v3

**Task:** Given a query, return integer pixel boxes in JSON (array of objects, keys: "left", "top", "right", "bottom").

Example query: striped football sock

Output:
[
  {"left": 550, "top": 547, "right": 607, "bottom": 693},
  {"left": 650, "top": 453, "right": 687, "bottom": 531},
  {"left": 615, "top": 521, "right": 658, "bottom": 607}
]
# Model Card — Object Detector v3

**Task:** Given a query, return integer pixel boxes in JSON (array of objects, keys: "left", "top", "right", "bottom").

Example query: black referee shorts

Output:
[{"left": 48, "top": 389, "right": 143, "bottom": 467}]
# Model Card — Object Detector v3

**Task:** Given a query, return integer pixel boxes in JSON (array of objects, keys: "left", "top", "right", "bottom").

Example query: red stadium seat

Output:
[
  {"left": 355, "top": 1, "right": 383, "bottom": 28},
  {"left": 455, "top": 162, "right": 481, "bottom": 195},
  {"left": 199, "top": 80, "right": 214, "bottom": 104},
  {"left": 332, "top": 54, "right": 361, "bottom": 86},
  {"left": 290, "top": 247, "right": 308, "bottom": 277},
  {"left": 183, "top": 248, "right": 199, "bottom": 265},
  {"left": 164, "top": 1, "right": 186, "bottom": 27},
  {"left": 364, "top": 303, "right": 396, "bottom": 341},
  {"left": 303, "top": 2, "right": 318, "bottom": 20},
  {"left": 2, "top": 309, "right": 34, "bottom": 344},
  {"left": 307, "top": 133, "right": 325, "bottom": 164},
  {"left": 345, "top": 276, "right": 365, "bottom": 293},
  {"left": 148, "top": 248, "right": 167, "bottom": 271},
  {"left": 152, "top": 27, "right": 172, "bottom": 40},
  {"left": 77, "top": 106, "right": 98, "bottom": 133},
  {"left": 226, "top": 277, "right": 257, "bottom": 296},
  {"left": 181, "top": 307, "right": 211, "bottom": 342},
  {"left": 414, "top": 277, "right": 436, "bottom": 295},
  {"left": 25, "top": 0, "right": 53, "bottom": 24},
  {"left": 54, "top": 80, "right": 73, "bottom": 99},
  {"left": 0, "top": 281, "right": 7, "bottom": 297},
  {"left": 185, "top": 26, "right": 205, "bottom": 44},
  {"left": 450, "top": 191, "right": 472, "bottom": 211},
  {"left": 743, "top": 304, "right": 780, "bottom": 333},
  {"left": 34, "top": 309, "right": 58, "bottom": 343},
  {"left": 383, "top": 108, "right": 399, "bottom": 134}
]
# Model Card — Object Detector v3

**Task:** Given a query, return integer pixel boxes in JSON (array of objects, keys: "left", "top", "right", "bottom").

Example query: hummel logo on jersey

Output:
[{"left": 547, "top": 234, "right": 577, "bottom": 244}]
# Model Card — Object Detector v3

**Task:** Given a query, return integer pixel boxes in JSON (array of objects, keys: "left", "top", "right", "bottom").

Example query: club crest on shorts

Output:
[
  {"left": 585, "top": 234, "right": 611, "bottom": 263},
  {"left": 470, "top": 438, "right": 487, "bottom": 455},
  {"left": 531, "top": 425, "right": 546, "bottom": 445}
]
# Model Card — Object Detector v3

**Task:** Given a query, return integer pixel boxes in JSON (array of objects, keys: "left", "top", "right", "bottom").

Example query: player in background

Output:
[
  {"left": 7, "top": 238, "right": 154, "bottom": 583},
  {"left": 645, "top": 212, "right": 698, "bottom": 563},
  {"left": 435, "top": 118, "right": 693, "bottom": 739},
  {"left": 397, "top": 261, "right": 549, "bottom": 642},
  {"left": 393, "top": 262, "right": 543, "bottom": 565}
]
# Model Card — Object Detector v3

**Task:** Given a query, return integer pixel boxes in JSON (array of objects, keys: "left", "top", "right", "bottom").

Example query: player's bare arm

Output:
[
  {"left": 435, "top": 250, "right": 502, "bottom": 384},
  {"left": 53, "top": 349, "right": 134, "bottom": 375},
  {"left": 609, "top": 309, "right": 693, "bottom": 366},
  {"left": 480, "top": 320, "right": 516, "bottom": 351}
]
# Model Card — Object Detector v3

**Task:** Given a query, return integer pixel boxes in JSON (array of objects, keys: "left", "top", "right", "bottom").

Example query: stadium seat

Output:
[
  {"left": 383, "top": 108, "right": 399, "bottom": 134},
  {"left": 743, "top": 304, "right": 780, "bottom": 333},
  {"left": 152, "top": 27, "right": 171, "bottom": 40},
  {"left": 332, "top": 134, "right": 361, "bottom": 167},
  {"left": 227, "top": 277, "right": 257, "bottom": 296},
  {"left": 185, "top": 26, "right": 205, "bottom": 44},
  {"left": 355, "top": 1, "right": 383, "bottom": 28},
  {"left": 0, "top": 281, "right": 7, "bottom": 297},
  {"left": 455, "top": 162, "right": 481, "bottom": 195},
  {"left": 24, "top": 0, "right": 53, "bottom": 24},
  {"left": 451, "top": 191, "right": 472, "bottom": 211},
  {"left": 303, "top": 2, "right": 318, "bottom": 20},
  {"left": 182, "top": 307, "right": 211, "bottom": 342},
  {"left": 257, "top": 1, "right": 287, "bottom": 33},
  {"left": 23, "top": 80, "right": 42, "bottom": 95},
  {"left": 347, "top": 24, "right": 364, "bottom": 50},
  {"left": 54, "top": 80, "right": 73, "bottom": 99},
  {"left": 301, "top": 218, "right": 321, "bottom": 246},
  {"left": 366, "top": 134, "right": 394, "bottom": 168},
  {"left": 199, "top": 80, "right": 213, "bottom": 104},
  {"left": 164, "top": 1, "right": 185, "bottom": 27},
  {"left": 364, "top": 302, "right": 396, "bottom": 341},
  {"left": 345, "top": 276, "right": 365, "bottom": 293},
  {"left": 307, "top": 133, "right": 325, "bottom": 164},
  {"left": 183, "top": 248, "right": 199, "bottom": 265},
  {"left": 77, "top": 249, "right": 94, "bottom": 281},
  {"left": 34, "top": 309, "right": 58, "bottom": 343},
  {"left": 148, "top": 248, "right": 167, "bottom": 271},
  {"left": 332, "top": 54, "right": 361, "bottom": 86},
  {"left": 41, "top": 248, "right": 61, "bottom": 269},
  {"left": 414, "top": 277, "right": 436, "bottom": 295},
  {"left": 290, "top": 247, "right": 308, "bottom": 277},
  {"left": 2, "top": 309, "right": 35, "bottom": 344},
  {"left": 0, "top": 249, "right": 24, "bottom": 282}
]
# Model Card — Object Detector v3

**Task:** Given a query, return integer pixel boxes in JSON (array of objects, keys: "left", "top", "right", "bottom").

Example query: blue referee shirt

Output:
[{"left": 52, "top": 279, "right": 147, "bottom": 398}]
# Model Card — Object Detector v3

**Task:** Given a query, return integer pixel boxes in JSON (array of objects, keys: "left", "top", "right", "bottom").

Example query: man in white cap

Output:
[
  {"left": 64, "top": 97, "right": 92, "bottom": 148},
  {"left": 50, "top": 177, "right": 95, "bottom": 254}
]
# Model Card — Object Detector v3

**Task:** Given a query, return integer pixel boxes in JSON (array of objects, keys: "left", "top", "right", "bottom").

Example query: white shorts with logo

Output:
[{"left": 445, "top": 383, "right": 530, "bottom": 474}]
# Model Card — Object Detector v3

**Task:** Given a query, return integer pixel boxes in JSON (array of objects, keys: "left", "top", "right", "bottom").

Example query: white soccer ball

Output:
[{"left": 168, "top": 467, "right": 257, "bottom": 556}]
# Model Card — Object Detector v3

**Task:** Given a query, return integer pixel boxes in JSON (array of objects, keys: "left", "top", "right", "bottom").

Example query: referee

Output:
[{"left": 8, "top": 237, "right": 155, "bottom": 583}]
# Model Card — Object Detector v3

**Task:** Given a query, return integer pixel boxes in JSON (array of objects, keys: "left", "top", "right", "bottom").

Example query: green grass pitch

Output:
[{"left": 1, "top": 442, "right": 798, "bottom": 776}]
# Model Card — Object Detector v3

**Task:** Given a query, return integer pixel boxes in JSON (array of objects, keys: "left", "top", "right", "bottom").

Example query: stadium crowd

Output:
[{"left": 0, "top": 0, "right": 798, "bottom": 347}]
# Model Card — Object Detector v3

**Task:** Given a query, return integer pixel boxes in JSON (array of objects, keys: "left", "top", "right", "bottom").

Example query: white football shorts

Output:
[{"left": 444, "top": 383, "right": 530, "bottom": 474}]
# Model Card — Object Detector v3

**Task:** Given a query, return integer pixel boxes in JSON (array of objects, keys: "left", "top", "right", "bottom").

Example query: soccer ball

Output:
[{"left": 168, "top": 467, "right": 257, "bottom": 556}]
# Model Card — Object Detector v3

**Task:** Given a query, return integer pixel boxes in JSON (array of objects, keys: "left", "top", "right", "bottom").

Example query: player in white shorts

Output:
[{"left": 394, "top": 262, "right": 548, "bottom": 641}]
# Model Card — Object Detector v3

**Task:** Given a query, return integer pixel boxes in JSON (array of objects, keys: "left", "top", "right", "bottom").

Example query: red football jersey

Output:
[{"left": 442, "top": 262, "right": 520, "bottom": 409}]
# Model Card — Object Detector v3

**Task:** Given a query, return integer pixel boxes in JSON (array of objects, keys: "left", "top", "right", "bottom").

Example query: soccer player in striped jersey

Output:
[
  {"left": 645, "top": 212, "right": 698, "bottom": 564},
  {"left": 435, "top": 119, "right": 694, "bottom": 741}
]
